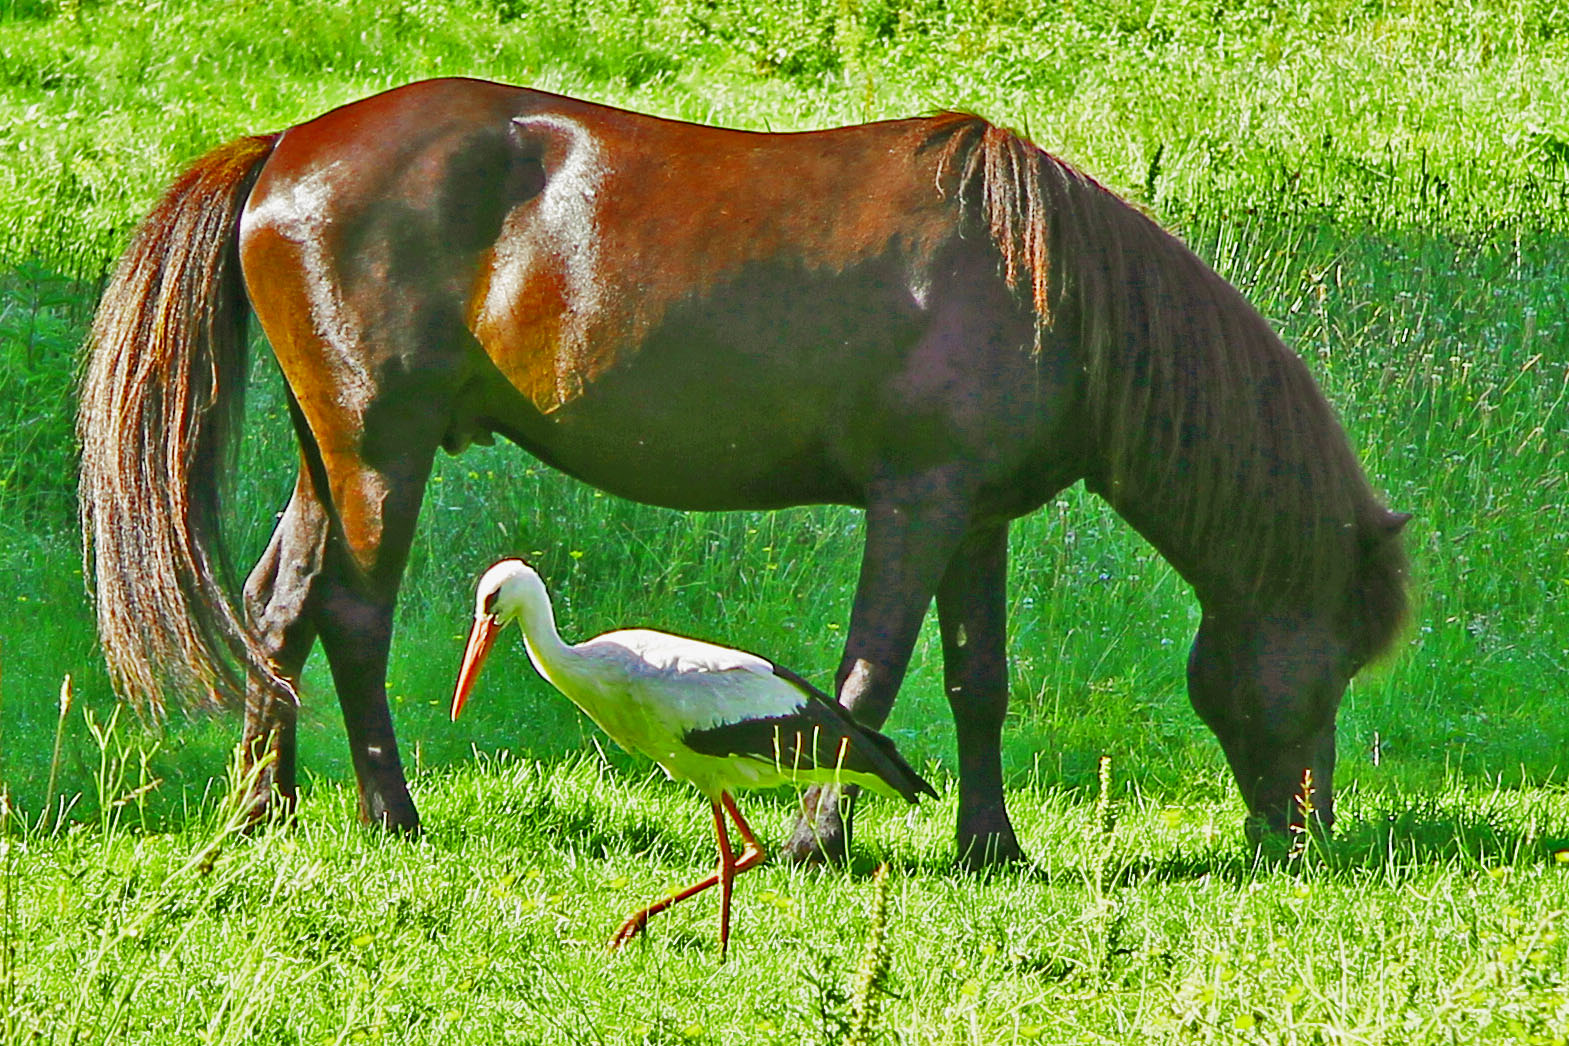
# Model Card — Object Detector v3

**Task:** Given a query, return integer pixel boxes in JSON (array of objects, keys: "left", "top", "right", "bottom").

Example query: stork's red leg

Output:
[
  {"left": 714, "top": 793, "right": 768, "bottom": 959},
  {"left": 714, "top": 804, "right": 736, "bottom": 960},
  {"left": 610, "top": 794, "right": 767, "bottom": 955},
  {"left": 720, "top": 792, "right": 766, "bottom": 865}
]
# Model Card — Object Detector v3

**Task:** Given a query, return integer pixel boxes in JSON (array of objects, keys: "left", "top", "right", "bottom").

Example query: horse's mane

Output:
[{"left": 927, "top": 115, "right": 1408, "bottom": 663}]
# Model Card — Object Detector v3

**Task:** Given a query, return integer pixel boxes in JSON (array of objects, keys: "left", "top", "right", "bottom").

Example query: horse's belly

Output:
[
  {"left": 467, "top": 235, "right": 1077, "bottom": 513},
  {"left": 489, "top": 378, "right": 862, "bottom": 511},
  {"left": 475, "top": 267, "right": 932, "bottom": 509}
]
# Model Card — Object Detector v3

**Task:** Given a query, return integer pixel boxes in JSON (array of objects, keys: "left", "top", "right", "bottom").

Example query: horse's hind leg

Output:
[
  {"left": 238, "top": 307, "right": 448, "bottom": 833},
  {"left": 936, "top": 523, "right": 1023, "bottom": 867},
  {"left": 308, "top": 582, "right": 416, "bottom": 830},
  {"left": 243, "top": 168, "right": 470, "bottom": 832},
  {"left": 238, "top": 445, "right": 430, "bottom": 832},
  {"left": 239, "top": 467, "right": 328, "bottom": 822},
  {"left": 304, "top": 431, "right": 444, "bottom": 833}
]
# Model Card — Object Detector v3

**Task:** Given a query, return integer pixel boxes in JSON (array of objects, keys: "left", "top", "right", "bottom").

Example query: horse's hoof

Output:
[
  {"left": 955, "top": 830, "right": 1025, "bottom": 871},
  {"left": 955, "top": 803, "right": 1025, "bottom": 870},
  {"left": 360, "top": 792, "right": 421, "bottom": 836},
  {"left": 778, "top": 784, "right": 852, "bottom": 865},
  {"left": 373, "top": 813, "right": 422, "bottom": 837},
  {"left": 778, "top": 817, "right": 850, "bottom": 866},
  {"left": 236, "top": 786, "right": 297, "bottom": 833}
]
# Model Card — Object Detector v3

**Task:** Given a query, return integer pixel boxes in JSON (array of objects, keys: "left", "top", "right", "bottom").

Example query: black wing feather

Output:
[{"left": 682, "top": 660, "right": 937, "bottom": 803}]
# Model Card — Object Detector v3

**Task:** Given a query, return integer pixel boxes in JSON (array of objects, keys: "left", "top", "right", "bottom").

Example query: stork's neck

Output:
[{"left": 509, "top": 579, "right": 574, "bottom": 676}]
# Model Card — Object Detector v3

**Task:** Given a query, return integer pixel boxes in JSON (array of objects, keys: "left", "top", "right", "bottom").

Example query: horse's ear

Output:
[
  {"left": 1360, "top": 508, "right": 1411, "bottom": 549},
  {"left": 1383, "top": 510, "right": 1413, "bottom": 535}
]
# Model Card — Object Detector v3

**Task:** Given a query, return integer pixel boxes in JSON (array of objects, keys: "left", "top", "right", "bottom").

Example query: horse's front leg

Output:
[
  {"left": 936, "top": 522, "right": 1023, "bottom": 867},
  {"left": 780, "top": 468, "right": 975, "bottom": 864}
]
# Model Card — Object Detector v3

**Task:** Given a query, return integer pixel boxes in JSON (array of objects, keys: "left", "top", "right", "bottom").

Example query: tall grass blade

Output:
[{"left": 36, "top": 674, "right": 71, "bottom": 836}]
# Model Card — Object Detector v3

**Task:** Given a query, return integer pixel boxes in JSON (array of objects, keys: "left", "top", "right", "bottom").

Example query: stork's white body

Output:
[
  {"left": 450, "top": 558, "right": 935, "bottom": 958},
  {"left": 520, "top": 626, "right": 901, "bottom": 800}
]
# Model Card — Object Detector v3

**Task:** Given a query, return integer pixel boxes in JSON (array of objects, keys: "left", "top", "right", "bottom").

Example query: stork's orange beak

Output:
[{"left": 451, "top": 614, "right": 502, "bottom": 721}]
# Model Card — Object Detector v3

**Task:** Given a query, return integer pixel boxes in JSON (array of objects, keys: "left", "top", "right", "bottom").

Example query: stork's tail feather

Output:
[
  {"left": 680, "top": 659, "right": 939, "bottom": 804},
  {"left": 762, "top": 660, "right": 936, "bottom": 802},
  {"left": 843, "top": 721, "right": 939, "bottom": 804}
]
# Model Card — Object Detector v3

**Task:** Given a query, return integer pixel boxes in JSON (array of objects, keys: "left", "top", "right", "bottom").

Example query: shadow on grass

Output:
[
  {"left": 466, "top": 782, "right": 1569, "bottom": 890},
  {"left": 1108, "top": 796, "right": 1569, "bottom": 889}
]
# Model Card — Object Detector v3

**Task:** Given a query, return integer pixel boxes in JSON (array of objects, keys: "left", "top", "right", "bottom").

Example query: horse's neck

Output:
[{"left": 1087, "top": 472, "right": 1216, "bottom": 601}]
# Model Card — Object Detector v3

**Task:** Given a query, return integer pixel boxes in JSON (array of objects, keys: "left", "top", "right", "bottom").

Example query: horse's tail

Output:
[{"left": 78, "top": 133, "right": 282, "bottom": 715}]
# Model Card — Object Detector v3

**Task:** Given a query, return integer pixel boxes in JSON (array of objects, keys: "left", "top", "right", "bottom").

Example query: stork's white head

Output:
[
  {"left": 452, "top": 558, "right": 553, "bottom": 721},
  {"left": 474, "top": 557, "right": 548, "bottom": 624}
]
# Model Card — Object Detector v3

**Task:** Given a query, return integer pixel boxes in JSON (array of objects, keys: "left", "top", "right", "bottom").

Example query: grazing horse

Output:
[{"left": 78, "top": 77, "right": 1408, "bottom": 865}]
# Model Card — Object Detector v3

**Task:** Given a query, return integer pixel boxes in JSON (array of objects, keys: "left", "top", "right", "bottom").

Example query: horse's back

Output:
[{"left": 236, "top": 78, "right": 1078, "bottom": 517}]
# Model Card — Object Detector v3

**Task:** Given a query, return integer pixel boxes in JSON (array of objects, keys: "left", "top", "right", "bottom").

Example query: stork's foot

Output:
[
  {"left": 779, "top": 784, "right": 853, "bottom": 865},
  {"left": 609, "top": 911, "right": 650, "bottom": 951}
]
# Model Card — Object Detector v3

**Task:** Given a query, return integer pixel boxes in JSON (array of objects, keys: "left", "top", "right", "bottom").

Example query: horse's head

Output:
[
  {"left": 1186, "top": 506, "right": 1410, "bottom": 843},
  {"left": 1187, "top": 606, "right": 1362, "bottom": 841}
]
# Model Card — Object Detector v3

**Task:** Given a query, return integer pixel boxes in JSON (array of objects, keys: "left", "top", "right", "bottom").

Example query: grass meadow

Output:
[{"left": 2, "top": 0, "right": 1569, "bottom": 1042}]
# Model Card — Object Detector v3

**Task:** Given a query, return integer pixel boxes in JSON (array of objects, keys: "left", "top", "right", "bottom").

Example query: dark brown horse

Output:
[{"left": 79, "top": 77, "right": 1408, "bottom": 865}]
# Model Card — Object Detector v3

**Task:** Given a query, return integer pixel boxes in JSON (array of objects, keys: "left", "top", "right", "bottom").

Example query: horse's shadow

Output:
[
  {"left": 837, "top": 793, "right": 1569, "bottom": 887},
  {"left": 1112, "top": 797, "right": 1569, "bottom": 888},
  {"left": 448, "top": 756, "right": 1569, "bottom": 891}
]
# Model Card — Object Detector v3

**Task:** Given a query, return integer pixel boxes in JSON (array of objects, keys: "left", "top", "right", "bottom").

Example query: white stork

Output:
[{"left": 450, "top": 558, "right": 936, "bottom": 958}]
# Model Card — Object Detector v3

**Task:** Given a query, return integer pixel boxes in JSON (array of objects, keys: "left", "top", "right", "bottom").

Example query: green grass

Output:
[
  {"left": 1, "top": 0, "right": 1567, "bottom": 271},
  {"left": 2, "top": 0, "right": 1569, "bottom": 1042},
  {"left": 4, "top": 747, "right": 1568, "bottom": 1044}
]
